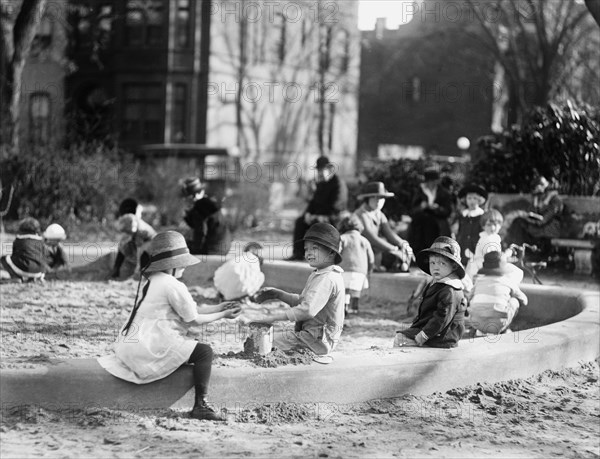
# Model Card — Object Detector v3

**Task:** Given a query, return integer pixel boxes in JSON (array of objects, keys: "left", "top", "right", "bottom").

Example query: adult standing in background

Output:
[
  {"left": 407, "top": 168, "right": 454, "bottom": 255},
  {"left": 289, "top": 156, "right": 348, "bottom": 261},
  {"left": 181, "top": 177, "right": 232, "bottom": 256}
]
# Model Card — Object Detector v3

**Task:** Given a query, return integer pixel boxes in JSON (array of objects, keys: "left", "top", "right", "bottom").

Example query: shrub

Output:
[
  {"left": 467, "top": 101, "right": 600, "bottom": 196},
  {"left": 0, "top": 142, "right": 137, "bottom": 229}
]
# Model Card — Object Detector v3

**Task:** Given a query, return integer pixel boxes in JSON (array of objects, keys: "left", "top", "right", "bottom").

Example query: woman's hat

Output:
[
  {"left": 423, "top": 168, "right": 440, "bottom": 181},
  {"left": 357, "top": 182, "right": 394, "bottom": 200},
  {"left": 144, "top": 231, "right": 200, "bottom": 272},
  {"left": 478, "top": 251, "right": 511, "bottom": 276},
  {"left": 180, "top": 177, "right": 204, "bottom": 197},
  {"left": 303, "top": 222, "right": 342, "bottom": 264},
  {"left": 458, "top": 184, "right": 488, "bottom": 202},
  {"left": 416, "top": 236, "right": 465, "bottom": 279},
  {"left": 43, "top": 223, "right": 66, "bottom": 240}
]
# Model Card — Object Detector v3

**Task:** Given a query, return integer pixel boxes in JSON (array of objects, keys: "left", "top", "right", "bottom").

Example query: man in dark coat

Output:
[
  {"left": 181, "top": 177, "right": 232, "bottom": 256},
  {"left": 290, "top": 156, "right": 348, "bottom": 260}
]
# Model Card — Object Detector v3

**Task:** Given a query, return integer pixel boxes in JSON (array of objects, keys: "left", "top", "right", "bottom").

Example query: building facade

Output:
[{"left": 357, "top": 2, "right": 495, "bottom": 168}]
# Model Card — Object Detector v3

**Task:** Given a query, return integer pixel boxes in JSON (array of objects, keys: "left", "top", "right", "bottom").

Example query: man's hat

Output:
[
  {"left": 117, "top": 198, "right": 139, "bottom": 218},
  {"left": 458, "top": 184, "right": 488, "bottom": 202},
  {"left": 303, "top": 222, "right": 342, "bottom": 264},
  {"left": 144, "top": 231, "right": 200, "bottom": 272},
  {"left": 478, "top": 251, "right": 512, "bottom": 276},
  {"left": 357, "top": 182, "right": 394, "bottom": 200},
  {"left": 315, "top": 156, "right": 334, "bottom": 170},
  {"left": 416, "top": 236, "right": 465, "bottom": 279},
  {"left": 423, "top": 168, "right": 440, "bottom": 181},
  {"left": 180, "top": 177, "right": 204, "bottom": 197}
]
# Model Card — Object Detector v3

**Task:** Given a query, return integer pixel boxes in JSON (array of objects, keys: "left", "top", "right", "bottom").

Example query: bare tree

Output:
[
  {"left": 0, "top": 0, "right": 48, "bottom": 152},
  {"left": 465, "top": 0, "right": 600, "bottom": 125}
]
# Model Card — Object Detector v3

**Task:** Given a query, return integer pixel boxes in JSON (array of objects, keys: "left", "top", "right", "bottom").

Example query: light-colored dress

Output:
[{"left": 98, "top": 272, "right": 199, "bottom": 384}]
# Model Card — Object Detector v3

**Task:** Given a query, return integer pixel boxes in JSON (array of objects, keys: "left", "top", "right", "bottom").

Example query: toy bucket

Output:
[{"left": 244, "top": 322, "right": 274, "bottom": 355}]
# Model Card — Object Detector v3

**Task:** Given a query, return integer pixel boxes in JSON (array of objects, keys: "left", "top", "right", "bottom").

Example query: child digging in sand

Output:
[
  {"left": 252, "top": 223, "right": 345, "bottom": 362},
  {"left": 99, "top": 231, "right": 241, "bottom": 421},
  {"left": 394, "top": 236, "right": 467, "bottom": 348},
  {"left": 1, "top": 217, "right": 47, "bottom": 283}
]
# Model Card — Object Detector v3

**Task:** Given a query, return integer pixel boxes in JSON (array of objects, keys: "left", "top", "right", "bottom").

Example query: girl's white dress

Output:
[{"left": 98, "top": 272, "right": 199, "bottom": 384}]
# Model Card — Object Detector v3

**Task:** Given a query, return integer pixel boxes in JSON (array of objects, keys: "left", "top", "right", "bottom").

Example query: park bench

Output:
[{"left": 487, "top": 194, "right": 599, "bottom": 275}]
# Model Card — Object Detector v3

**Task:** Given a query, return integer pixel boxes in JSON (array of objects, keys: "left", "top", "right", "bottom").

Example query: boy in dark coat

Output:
[
  {"left": 394, "top": 236, "right": 467, "bottom": 348},
  {"left": 1, "top": 217, "right": 47, "bottom": 282}
]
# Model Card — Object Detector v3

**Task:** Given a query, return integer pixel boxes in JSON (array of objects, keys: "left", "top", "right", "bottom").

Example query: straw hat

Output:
[
  {"left": 43, "top": 223, "right": 67, "bottom": 240},
  {"left": 416, "top": 236, "right": 465, "bottom": 279},
  {"left": 144, "top": 231, "right": 200, "bottom": 272},
  {"left": 303, "top": 222, "right": 342, "bottom": 264},
  {"left": 357, "top": 182, "right": 394, "bottom": 200}
]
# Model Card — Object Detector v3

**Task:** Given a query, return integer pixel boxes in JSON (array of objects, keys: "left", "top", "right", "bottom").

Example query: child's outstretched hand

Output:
[
  {"left": 253, "top": 288, "right": 282, "bottom": 303},
  {"left": 224, "top": 306, "right": 243, "bottom": 319}
]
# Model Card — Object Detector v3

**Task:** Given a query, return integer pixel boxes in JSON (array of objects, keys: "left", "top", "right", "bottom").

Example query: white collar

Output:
[
  {"left": 16, "top": 234, "right": 43, "bottom": 240},
  {"left": 462, "top": 208, "right": 484, "bottom": 217},
  {"left": 315, "top": 265, "right": 343, "bottom": 274},
  {"left": 434, "top": 277, "right": 464, "bottom": 289}
]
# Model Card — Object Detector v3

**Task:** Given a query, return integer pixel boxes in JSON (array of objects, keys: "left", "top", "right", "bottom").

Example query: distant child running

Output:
[
  {"left": 1, "top": 217, "right": 47, "bottom": 282},
  {"left": 253, "top": 223, "right": 345, "bottom": 359},
  {"left": 213, "top": 242, "right": 265, "bottom": 301},
  {"left": 468, "top": 251, "right": 528, "bottom": 335},
  {"left": 394, "top": 237, "right": 467, "bottom": 348},
  {"left": 338, "top": 215, "right": 374, "bottom": 315},
  {"left": 455, "top": 184, "right": 487, "bottom": 266},
  {"left": 465, "top": 209, "right": 503, "bottom": 280},
  {"left": 99, "top": 231, "right": 241, "bottom": 421}
]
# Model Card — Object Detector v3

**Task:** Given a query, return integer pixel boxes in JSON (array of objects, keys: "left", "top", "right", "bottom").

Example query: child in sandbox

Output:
[
  {"left": 1, "top": 217, "right": 47, "bottom": 282},
  {"left": 394, "top": 236, "right": 467, "bottom": 348},
  {"left": 110, "top": 211, "right": 157, "bottom": 279},
  {"left": 43, "top": 223, "right": 69, "bottom": 271},
  {"left": 467, "top": 251, "right": 528, "bottom": 335},
  {"left": 98, "top": 231, "right": 242, "bottom": 421},
  {"left": 213, "top": 242, "right": 265, "bottom": 301},
  {"left": 338, "top": 214, "right": 374, "bottom": 315},
  {"left": 251, "top": 223, "right": 345, "bottom": 361}
]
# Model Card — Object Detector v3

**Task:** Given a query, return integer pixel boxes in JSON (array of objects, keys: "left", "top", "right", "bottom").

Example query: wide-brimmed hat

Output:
[
  {"left": 303, "top": 222, "right": 342, "bottom": 264},
  {"left": 416, "top": 236, "right": 465, "bottom": 279},
  {"left": 180, "top": 177, "right": 204, "bottom": 197},
  {"left": 458, "top": 184, "right": 488, "bottom": 202},
  {"left": 314, "top": 156, "right": 334, "bottom": 170},
  {"left": 478, "top": 251, "right": 512, "bottom": 276},
  {"left": 43, "top": 223, "right": 66, "bottom": 240},
  {"left": 357, "top": 181, "right": 394, "bottom": 200},
  {"left": 144, "top": 231, "right": 200, "bottom": 272}
]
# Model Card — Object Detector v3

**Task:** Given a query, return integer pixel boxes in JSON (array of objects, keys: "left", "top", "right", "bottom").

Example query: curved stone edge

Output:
[{"left": 1, "top": 288, "right": 597, "bottom": 411}]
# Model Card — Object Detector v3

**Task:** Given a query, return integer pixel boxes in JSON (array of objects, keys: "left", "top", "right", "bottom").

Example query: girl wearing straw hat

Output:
[
  {"left": 394, "top": 237, "right": 467, "bottom": 348},
  {"left": 98, "top": 231, "right": 241, "bottom": 421}
]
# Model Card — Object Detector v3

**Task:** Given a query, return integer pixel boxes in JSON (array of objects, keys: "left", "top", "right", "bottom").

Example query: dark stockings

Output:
[{"left": 188, "top": 343, "right": 213, "bottom": 407}]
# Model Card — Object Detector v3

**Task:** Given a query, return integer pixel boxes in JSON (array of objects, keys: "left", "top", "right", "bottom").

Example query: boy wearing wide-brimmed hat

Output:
[
  {"left": 99, "top": 231, "right": 241, "bottom": 421},
  {"left": 254, "top": 223, "right": 345, "bottom": 360},
  {"left": 394, "top": 236, "right": 467, "bottom": 348},
  {"left": 354, "top": 181, "right": 413, "bottom": 272},
  {"left": 455, "top": 184, "right": 488, "bottom": 266},
  {"left": 467, "top": 251, "right": 527, "bottom": 335}
]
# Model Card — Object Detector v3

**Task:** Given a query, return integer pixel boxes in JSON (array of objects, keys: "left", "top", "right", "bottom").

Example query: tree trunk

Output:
[{"left": 1, "top": 0, "right": 47, "bottom": 153}]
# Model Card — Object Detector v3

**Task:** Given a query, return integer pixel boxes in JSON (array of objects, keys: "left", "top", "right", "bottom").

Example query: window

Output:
[
  {"left": 122, "top": 84, "right": 163, "bottom": 142},
  {"left": 175, "top": 0, "right": 191, "bottom": 48},
  {"left": 125, "top": 0, "right": 164, "bottom": 46},
  {"left": 172, "top": 84, "right": 187, "bottom": 142},
  {"left": 410, "top": 76, "right": 421, "bottom": 103},
  {"left": 31, "top": 16, "right": 53, "bottom": 55},
  {"left": 30, "top": 92, "right": 51, "bottom": 145},
  {"left": 340, "top": 30, "right": 350, "bottom": 73}
]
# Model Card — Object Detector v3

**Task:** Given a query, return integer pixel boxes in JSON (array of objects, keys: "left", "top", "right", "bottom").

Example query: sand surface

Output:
[{"left": 1, "top": 275, "right": 599, "bottom": 457}]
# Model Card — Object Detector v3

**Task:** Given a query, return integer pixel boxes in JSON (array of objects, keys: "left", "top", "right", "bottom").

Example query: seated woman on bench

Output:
[{"left": 505, "top": 176, "right": 564, "bottom": 258}]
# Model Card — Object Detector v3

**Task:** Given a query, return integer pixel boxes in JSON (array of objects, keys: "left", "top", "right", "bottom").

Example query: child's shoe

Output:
[{"left": 190, "top": 400, "right": 225, "bottom": 422}]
